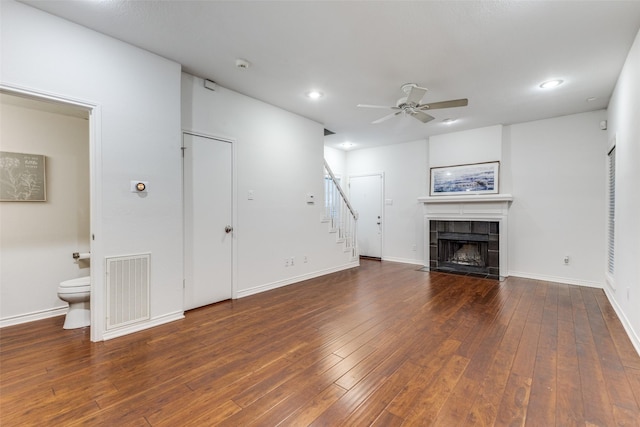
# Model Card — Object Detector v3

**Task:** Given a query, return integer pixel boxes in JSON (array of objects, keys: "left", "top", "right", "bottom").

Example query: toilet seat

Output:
[{"left": 58, "top": 276, "right": 90, "bottom": 294}]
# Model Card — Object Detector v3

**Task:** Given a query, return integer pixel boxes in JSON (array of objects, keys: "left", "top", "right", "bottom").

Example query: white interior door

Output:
[
  {"left": 183, "top": 133, "right": 233, "bottom": 310},
  {"left": 349, "top": 174, "right": 383, "bottom": 258}
]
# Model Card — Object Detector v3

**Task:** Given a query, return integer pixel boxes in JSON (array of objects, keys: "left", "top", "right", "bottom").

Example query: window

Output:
[{"left": 607, "top": 145, "right": 616, "bottom": 276}]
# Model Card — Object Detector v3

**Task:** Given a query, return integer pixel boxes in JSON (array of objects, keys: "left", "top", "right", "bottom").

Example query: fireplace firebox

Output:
[{"left": 429, "top": 220, "right": 499, "bottom": 279}]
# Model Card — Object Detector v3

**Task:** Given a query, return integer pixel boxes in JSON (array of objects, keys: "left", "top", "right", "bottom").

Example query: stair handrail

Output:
[{"left": 323, "top": 159, "right": 358, "bottom": 220}]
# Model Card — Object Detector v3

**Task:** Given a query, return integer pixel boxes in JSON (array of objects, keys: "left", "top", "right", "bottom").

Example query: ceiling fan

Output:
[{"left": 357, "top": 83, "right": 468, "bottom": 124}]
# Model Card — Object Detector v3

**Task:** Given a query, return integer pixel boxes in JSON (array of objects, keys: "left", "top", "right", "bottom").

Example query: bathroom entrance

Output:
[
  {"left": 183, "top": 133, "right": 233, "bottom": 310},
  {"left": 0, "top": 91, "right": 93, "bottom": 329}
]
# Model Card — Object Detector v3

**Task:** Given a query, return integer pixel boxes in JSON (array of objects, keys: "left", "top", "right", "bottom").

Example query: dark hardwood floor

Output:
[{"left": 1, "top": 260, "right": 639, "bottom": 426}]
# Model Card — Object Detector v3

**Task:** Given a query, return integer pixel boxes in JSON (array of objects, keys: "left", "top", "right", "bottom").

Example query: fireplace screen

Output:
[
  {"left": 429, "top": 220, "right": 499, "bottom": 279},
  {"left": 448, "top": 242, "right": 485, "bottom": 267}
]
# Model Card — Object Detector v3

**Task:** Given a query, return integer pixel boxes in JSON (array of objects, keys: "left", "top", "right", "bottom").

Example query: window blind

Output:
[{"left": 607, "top": 146, "right": 616, "bottom": 275}]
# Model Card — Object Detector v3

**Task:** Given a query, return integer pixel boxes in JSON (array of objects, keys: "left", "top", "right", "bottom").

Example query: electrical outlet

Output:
[
  {"left": 563, "top": 256, "right": 570, "bottom": 265},
  {"left": 284, "top": 258, "right": 289, "bottom": 267},
  {"left": 291, "top": 257, "right": 295, "bottom": 266},
  {"left": 412, "top": 244, "right": 417, "bottom": 251},
  {"left": 303, "top": 256, "right": 308, "bottom": 263}
]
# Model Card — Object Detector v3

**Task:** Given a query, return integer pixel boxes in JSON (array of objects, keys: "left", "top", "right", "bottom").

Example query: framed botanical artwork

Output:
[
  {"left": 430, "top": 161, "right": 499, "bottom": 196},
  {"left": 0, "top": 151, "right": 47, "bottom": 201}
]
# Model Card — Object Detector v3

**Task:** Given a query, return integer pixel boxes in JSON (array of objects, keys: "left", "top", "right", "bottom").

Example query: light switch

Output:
[{"left": 248, "top": 190, "right": 254, "bottom": 200}]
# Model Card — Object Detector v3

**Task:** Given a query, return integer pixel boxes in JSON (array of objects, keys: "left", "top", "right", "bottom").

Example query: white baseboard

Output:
[
  {"left": 102, "top": 311, "right": 185, "bottom": 341},
  {"left": 236, "top": 261, "right": 360, "bottom": 299},
  {"left": 603, "top": 287, "right": 640, "bottom": 357},
  {"left": 0, "top": 306, "right": 68, "bottom": 328},
  {"left": 508, "top": 271, "right": 603, "bottom": 289},
  {"left": 381, "top": 256, "right": 424, "bottom": 266}
]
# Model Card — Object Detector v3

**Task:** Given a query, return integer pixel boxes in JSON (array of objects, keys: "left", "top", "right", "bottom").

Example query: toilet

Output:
[{"left": 57, "top": 276, "right": 91, "bottom": 329}]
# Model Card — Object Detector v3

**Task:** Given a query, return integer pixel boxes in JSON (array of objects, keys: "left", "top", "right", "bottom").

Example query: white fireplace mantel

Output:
[
  {"left": 418, "top": 194, "right": 513, "bottom": 204},
  {"left": 419, "top": 193, "right": 513, "bottom": 277}
]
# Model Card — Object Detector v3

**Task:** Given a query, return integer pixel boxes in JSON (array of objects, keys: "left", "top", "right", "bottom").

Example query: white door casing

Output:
[{"left": 183, "top": 133, "right": 233, "bottom": 310}]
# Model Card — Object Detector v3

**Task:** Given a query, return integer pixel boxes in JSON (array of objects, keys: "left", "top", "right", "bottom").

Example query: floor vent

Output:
[{"left": 105, "top": 254, "right": 150, "bottom": 330}]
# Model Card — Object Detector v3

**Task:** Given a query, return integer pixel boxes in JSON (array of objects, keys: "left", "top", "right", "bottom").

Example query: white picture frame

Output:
[{"left": 430, "top": 161, "right": 499, "bottom": 196}]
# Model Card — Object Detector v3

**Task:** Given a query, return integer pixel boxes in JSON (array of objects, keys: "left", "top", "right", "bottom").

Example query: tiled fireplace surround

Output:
[{"left": 418, "top": 194, "right": 513, "bottom": 279}]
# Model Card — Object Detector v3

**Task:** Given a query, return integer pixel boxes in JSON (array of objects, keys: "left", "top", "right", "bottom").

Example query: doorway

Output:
[
  {"left": 349, "top": 173, "right": 383, "bottom": 259},
  {"left": 0, "top": 88, "right": 98, "bottom": 337},
  {"left": 183, "top": 132, "right": 233, "bottom": 310}
]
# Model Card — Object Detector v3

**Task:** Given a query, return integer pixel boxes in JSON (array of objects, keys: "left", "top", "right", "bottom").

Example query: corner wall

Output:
[
  {"left": 606, "top": 28, "right": 640, "bottom": 353},
  {"left": 345, "top": 139, "right": 428, "bottom": 264},
  {"left": 182, "top": 74, "right": 357, "bottom": 297},
  {"left": 1, "top": 1, "right": 183, "bottom": 339},
  {"left": 346, "top": 114, "right": 607, "bottom": 288},
  {"left": 426, "top": 116, "right": 607, "bottom": 286}
]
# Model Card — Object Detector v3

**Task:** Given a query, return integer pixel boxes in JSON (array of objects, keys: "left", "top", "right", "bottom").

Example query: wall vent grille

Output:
[{"left": 105, "top": 254, "right": 150, "bottom": 330}]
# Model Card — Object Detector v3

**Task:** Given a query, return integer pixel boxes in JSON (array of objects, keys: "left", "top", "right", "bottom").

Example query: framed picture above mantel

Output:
[{"left": 430, "top": 161, "right": 499, "bottom": 196}]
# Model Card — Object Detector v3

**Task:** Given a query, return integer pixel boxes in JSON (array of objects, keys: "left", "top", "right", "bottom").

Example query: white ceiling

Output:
[{"left": 19, "top": 0, "right": 640, "bottom": 151}]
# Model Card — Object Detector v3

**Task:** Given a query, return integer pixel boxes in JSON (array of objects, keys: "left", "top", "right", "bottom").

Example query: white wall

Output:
[
  {"left": 0, "top": 97, "right": 89, "bottom": 322},
  {"left": 1, "top": 1, "right": 183, "bottom": 340},
  {"left": 606, "top": 28, "right": 640, "bottom": 353},
  {"left": 429, "top": 125, "right": 503, "bottom": 168},
  {"left": 352, "top": 116, "right": 606, "bottom": 288},
  {"left": 323, "top": 146, "right": 347, "bottom": 178},
  {"left": 346, "top": 139, "right": 428, "bottom": 264},
  {"left": 182, "top": 74, "right": 357, "bottom": 297},
  {"left": 508, "top": 111, "right": 607, "bottom": 286}
]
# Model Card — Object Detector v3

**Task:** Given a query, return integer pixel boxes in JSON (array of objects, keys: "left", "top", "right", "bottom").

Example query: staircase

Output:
[{"left": 323, "top": 160, "right": 358, "bottom": 260}]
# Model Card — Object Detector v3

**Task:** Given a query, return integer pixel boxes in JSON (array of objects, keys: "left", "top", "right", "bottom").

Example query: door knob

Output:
[{"left": 225, "top": 225, "right": 233, "bottom": 233}]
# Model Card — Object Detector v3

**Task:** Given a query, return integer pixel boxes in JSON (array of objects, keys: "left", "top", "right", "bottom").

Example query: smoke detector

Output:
[{"left": 235, "top": 58, "right": 251, "bottom": 69}]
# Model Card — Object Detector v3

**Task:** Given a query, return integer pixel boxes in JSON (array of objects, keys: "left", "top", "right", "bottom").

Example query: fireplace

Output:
[
  {"left": 419, "top": 193, "right": 512, "bottom": 279},
  {"left": 429, "top": 220, "right": 499, "bottom": 279}
]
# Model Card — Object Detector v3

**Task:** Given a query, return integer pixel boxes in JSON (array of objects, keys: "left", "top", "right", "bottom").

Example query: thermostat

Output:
[{"left": 306, "top": 192, "right": 315, "bottom": 204}]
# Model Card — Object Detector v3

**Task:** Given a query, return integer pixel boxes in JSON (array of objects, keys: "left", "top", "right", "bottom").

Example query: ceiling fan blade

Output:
[
  {"left": 410, "top": 110, "right": 435, "bottom": 123},
  {"left": 372, "top": 111, "right": 402, "bottom": 124},
  {"left": 405, "top": 86, "right": 427, "bottom": 105},
  {"left": 357, "top": 104, "right": 399, "bottom": 110},
  {"left": 419, "top": 98, "right": 469, "bottom": 110}
]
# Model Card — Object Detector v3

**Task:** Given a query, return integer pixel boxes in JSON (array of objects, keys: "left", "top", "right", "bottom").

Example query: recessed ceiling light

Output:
[
  {"left": 540, "top": 79, "right": 564, "bottom": 89},
  {"left": 340, "top": 142, "right": 355, "bottom": 149},
  {"left": 306, "top": 90, "right": 323, "bottom": 99},
  {"left": 442, "top": 118, "right": 456, "bottom": 124},
  {"left": 586, "top": 96, "right": 597, "bottom": 102}
]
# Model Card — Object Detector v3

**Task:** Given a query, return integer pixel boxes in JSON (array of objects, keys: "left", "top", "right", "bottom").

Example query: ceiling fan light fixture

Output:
[{"left": 539, "top": 79, "right": 563, "bottom": 89}]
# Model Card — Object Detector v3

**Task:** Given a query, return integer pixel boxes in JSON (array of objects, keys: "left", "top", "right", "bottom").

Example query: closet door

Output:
[{"left": 183, "top": 133, "right": 233, "bottom": 310}]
